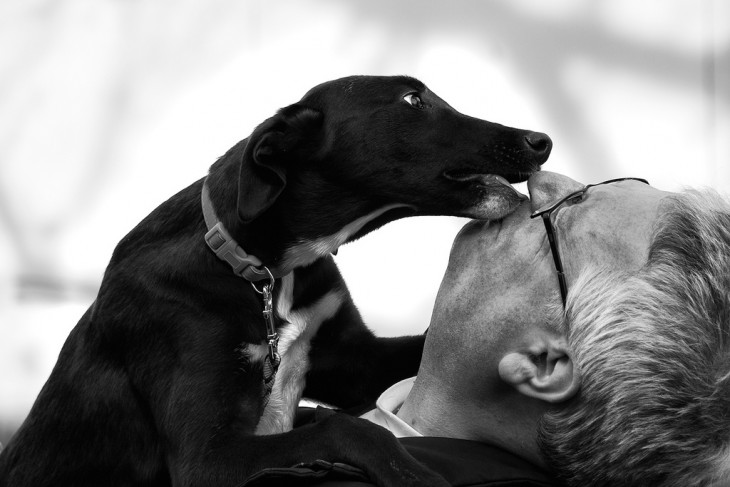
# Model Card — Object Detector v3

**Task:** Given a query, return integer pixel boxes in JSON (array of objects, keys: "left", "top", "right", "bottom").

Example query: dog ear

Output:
[{"left": 237, "top": 105, "right": 322, "bottom": 223}]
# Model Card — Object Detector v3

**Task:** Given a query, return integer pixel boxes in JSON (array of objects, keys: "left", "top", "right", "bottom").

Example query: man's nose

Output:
[{"left": 527, "top": 171, "right": 585, "bottom": 213}]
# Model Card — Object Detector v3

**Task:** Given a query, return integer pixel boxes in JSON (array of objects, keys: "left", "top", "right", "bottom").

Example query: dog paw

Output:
[{"left": 321, "top": 414, "right": 448, "bottom": 487}]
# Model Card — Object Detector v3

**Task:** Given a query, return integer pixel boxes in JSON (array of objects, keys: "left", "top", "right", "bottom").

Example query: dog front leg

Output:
[
  {"left": 151, "top": 349, "right": 445, "bottom": 487},
  {"left": 304, "top": 322, "right": 427, "bottom": 408},
  {"left": 164, "top": 411, "right": 446, "bottom": 487}
]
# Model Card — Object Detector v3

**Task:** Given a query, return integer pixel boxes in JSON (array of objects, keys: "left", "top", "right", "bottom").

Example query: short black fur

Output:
[{"left": 0, "top": 75, "right": 551, "bottom": 487}]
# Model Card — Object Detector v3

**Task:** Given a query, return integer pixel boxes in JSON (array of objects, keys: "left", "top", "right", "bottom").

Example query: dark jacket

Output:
[{"left": 244, "top": 407, "right": 558, "bottom": 486}]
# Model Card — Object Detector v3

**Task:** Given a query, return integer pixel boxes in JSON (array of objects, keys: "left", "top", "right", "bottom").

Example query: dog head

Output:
[{"left": 224, "top": 75, "right": 551, "bottom": 269}]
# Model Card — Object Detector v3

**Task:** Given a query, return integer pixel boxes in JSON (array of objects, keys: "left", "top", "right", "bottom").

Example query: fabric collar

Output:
[{"left": 201, "top": 179, "right": 273, "bottom": 282}]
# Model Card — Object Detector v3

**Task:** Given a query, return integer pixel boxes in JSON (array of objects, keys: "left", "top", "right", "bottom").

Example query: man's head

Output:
[
  {"left": 538, "top": 180, "right": 730, "bottom": 486},
  {"left": 403, "top": 171, "right": 730, "bottom": 485}
]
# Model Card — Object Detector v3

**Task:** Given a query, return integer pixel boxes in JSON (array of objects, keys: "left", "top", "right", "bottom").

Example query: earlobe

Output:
[{"left": 498, "top": 341, "right": 580, "bottom": 404}]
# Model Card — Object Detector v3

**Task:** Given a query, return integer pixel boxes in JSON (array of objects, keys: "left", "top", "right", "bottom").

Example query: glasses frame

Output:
[{"left": 529, "top": 177, "right": 650, "bottom": 308}]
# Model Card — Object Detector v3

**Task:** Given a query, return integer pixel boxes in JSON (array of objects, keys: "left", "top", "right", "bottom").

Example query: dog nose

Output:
[{"left": 524, "top": 132, "right": 552, "bottom": 162}]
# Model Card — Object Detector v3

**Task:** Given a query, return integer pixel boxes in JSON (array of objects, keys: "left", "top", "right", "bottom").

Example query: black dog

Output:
[{"left": 0, "top": 75, "right": 551, "bottom": 487}]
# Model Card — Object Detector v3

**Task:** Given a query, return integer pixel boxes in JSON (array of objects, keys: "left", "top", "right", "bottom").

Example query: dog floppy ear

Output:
[{"left": 237, "top": 105, "right": 323, "bottom": 223}]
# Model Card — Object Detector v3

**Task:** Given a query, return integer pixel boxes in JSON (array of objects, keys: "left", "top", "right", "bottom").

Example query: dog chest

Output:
[{"left": 253, "top": 273, "right": 345, "bottom": 435}]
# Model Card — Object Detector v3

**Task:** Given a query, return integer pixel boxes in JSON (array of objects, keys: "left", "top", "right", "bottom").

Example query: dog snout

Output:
[{"left": 524, "top": 132, "right": 552, "bottom": 163}]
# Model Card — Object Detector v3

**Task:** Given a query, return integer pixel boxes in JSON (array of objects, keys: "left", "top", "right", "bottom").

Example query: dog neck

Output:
[
  {"left": 280, "top": 203, "right": 411, "bottom": 270},
  {"left": 202, "top": 172, "right": 417, "bottom": 279},
  {"left": 203, "top": 140, "right": 424, "bottom": 275}
]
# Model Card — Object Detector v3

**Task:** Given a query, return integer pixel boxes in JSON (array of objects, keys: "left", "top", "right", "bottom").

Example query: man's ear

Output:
[
  {"left": 498, "top": 337, "right": 580, "bottom": 404},
  {"left": 237, "top": 105, "right": 322, "bottom": 223}
]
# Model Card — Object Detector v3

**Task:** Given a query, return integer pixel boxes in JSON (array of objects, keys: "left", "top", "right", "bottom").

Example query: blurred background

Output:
[{"left": 1, "top": 0, "right": 728, "bottom": 445}]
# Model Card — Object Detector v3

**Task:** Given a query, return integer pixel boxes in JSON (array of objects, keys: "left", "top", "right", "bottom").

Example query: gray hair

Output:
[{"left": 538, "top": 190, "right": 730, "bottom": 486}]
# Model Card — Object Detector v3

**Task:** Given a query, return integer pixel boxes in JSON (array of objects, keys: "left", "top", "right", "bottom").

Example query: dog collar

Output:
[{"left": 200, "top": 179, "right": 271, "bottom": 282}]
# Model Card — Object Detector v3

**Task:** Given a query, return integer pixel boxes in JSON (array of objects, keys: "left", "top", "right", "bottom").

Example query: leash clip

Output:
[
  {"left": 251, "top": 267, "right": 280, "bottom": 395},
  {"left": 261, "top": 284, "right": 279, "bottom": 361}
]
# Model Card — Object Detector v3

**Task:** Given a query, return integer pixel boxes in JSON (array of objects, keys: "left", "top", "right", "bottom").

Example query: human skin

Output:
[{"left": 397, "top": 171, "right": 671, "bottom": 467}]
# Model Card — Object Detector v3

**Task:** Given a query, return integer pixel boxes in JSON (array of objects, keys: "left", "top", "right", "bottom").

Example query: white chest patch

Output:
[
  {"left": 254, "top": 273, "right": 346, "bottom": 435},
  {"left": 280, "top": 204, "right": 414, "bottom": 271}
]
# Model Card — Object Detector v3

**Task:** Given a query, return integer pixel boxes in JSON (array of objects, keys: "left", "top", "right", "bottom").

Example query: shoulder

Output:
[
  {"left": 245, "top": 433, "right": 559, "bottom": 487},
  {"left": 399, "top": 436, "right": 556, "bottom": 486}
]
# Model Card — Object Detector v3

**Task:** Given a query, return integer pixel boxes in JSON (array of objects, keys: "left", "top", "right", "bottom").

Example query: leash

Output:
[{"left": 201, "top": 179, "right": 280, "bottom": 399}]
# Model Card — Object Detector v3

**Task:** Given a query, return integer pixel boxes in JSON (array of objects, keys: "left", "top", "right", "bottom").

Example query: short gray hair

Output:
[{"left": 538, "top": 190, "right": 730, "bottom": 486}]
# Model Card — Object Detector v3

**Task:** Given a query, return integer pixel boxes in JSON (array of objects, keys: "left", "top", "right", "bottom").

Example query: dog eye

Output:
[{"left": 403, "top": 93, "right": 425, "bottom": 109}]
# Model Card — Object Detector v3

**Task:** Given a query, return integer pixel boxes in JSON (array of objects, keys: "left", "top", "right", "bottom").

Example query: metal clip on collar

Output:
[{"left": 251, "top": 267, "right": 280, "bottom": 367}]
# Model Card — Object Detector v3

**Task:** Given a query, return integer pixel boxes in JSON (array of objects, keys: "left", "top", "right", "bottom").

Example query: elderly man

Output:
[{"left": 248, "top": 171, "right": 730, "bottom": 486}]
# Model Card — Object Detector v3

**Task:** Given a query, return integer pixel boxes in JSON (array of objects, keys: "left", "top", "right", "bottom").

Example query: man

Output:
[{"left": 248, "top": 171, "right": 730, "bottom": 486}]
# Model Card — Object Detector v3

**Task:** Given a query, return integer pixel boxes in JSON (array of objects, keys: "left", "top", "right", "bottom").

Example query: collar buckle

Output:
[
  {"left": 204, "top": 222, "right": 263, "bottom": 278},
  {"left": 201, "top": 180, "right": 272, "bottom": 282}
]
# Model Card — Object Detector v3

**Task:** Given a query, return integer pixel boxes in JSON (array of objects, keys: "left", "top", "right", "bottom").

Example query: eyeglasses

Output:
[{"left": 530, "top": 177, "right": 650, "bottom": 308}]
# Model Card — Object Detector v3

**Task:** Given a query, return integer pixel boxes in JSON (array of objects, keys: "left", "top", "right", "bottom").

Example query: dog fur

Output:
[{"left": 0, "top": 75, "right": 551, "bottom": 487}]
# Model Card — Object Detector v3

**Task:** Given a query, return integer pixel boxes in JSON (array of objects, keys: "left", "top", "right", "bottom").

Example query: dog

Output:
[{"left": 0, "top": 75, "right": 551, "bottom": 487}]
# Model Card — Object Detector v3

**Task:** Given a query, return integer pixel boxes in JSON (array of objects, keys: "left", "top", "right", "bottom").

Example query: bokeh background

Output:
[{"left": 1, "top": 0, "right": 728, "bottom": 445}]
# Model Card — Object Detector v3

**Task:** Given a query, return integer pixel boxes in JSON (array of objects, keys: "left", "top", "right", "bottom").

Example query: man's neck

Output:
[
  {"left": 396, "top": 375, "right": 548, "bottom": 469},
  {"left": 395, "top": 382, "right": 453, "bottom": 436}
]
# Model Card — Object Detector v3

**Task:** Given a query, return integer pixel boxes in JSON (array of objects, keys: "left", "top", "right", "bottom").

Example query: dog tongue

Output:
[
  {"left": 471, "top": 174, "right": 527, "bottom": 199},
  {"left": 487, "top": 174, "right": 511, "bottom": 187}
]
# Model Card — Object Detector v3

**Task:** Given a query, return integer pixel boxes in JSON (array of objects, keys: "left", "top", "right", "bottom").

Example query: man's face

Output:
[{"left": 428, "top": 171, "right": 670, "bottom": 383}]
